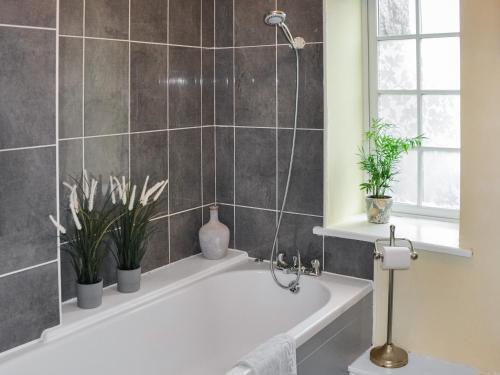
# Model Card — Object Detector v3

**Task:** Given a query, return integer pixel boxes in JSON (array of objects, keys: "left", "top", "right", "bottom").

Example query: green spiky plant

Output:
[
  {"left": 109, "top": 177, "right": 167, "bottom": 271},
  {"left": 359, "top": 119, "right": 423, "bottom": 198},
  {"left": 50, "top": 173, "right": 120, "bottom": 285}
]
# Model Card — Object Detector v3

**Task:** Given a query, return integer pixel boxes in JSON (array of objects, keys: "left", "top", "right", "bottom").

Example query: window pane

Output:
[
  {"left": 422, "top": 95, "right": 460, "bottom": 148},
  {"left": 378, "top": 0, "right": 416, "bottom": 36},
  {"left": 392, "top": 151, "right": 418, "bottom": 205},
  {"left": 423, "top": 151, "right": 460, "bottom": 209},
  {"left": 378, "top": 40, "right": 417, "bottom": 90},
  {"left": 421, "top": 0, "right": 460, "bottom": 34},
  {"left": 421, "top": 37, "right": 460, "bottom": 90},
  {"left": 378, "top": 95, "right": 418, "bottom": 138}
]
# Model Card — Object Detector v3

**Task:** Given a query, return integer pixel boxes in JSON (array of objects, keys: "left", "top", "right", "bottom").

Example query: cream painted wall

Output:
[
  {"left": 373, "top": 0, "right": 500, "bottom": 371},
  {"left": 323, "top": 0, "right": 365, "bottom": 227}
]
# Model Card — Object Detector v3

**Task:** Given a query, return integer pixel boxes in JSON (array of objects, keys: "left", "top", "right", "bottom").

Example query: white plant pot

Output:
[
  {"left": 366, "top": 196, "right": 393, "bottom": 224},
  {"left": 199, "top": 206, "right": 230, "bottom": 260}
]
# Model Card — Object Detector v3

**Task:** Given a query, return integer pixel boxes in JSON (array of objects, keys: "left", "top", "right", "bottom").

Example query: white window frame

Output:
[{"left": 366, "top": 0, "right": 460, "bottom": 221}]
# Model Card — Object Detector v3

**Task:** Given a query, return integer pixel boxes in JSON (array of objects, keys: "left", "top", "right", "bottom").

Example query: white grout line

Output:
[
  {"left": 81, "top": 0, "right": 86, "bottom": 171},
  {"left": 218, "top": 202, "right": 324, "bottom": 219},
  {"left": 153, "top": 203, "right": 214, "bottom": 221},
  {"left": 214, "top": 124, "right": 324, "bottom": 131},
  {"left": 55, "top": 0, "right": 63, "bottom": 325},
  {"left": 232, "top": 0, "right": 236, "bottom": 248},
  {"left": 200, "top": 0, "right": 204, "bottom": 221},
  {"left": 274, "top": 10, "right": 279, "bottom": 233},
  {"left": 128, "top": 0, "right": 132, "bottom": 180},
  {"left": 0, "top": 23, "right": 56, "bottom": 31},
  {"left": 0, "top": 144, "right": 56, "bottom": 153},
  {"left": 167, "top": 0, "right": 171, "bottom": 264},
  {"left": 213, "top": 0, "right": 217, "bottom": 205},
  {"left": 0, "top": 259, "right": 59, "bottom": 280},
  {"left": 211, "top": 41, "right": 324, "bottom": 50}
]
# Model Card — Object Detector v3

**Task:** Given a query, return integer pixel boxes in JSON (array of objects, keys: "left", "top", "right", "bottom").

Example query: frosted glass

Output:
[
  {"left": 421, "top": 37, "right": 460, "bottom": 90},
  {"left": 391, "top": 151, "right": 418, "bottom": 205},
  {"left": 421, "top": 0, "right": 460, "bottom": 34},
  {"left": 378, "top": 40, "right": 417, "bottom": 90},
  {"left": 378, "top": 0, "right": 416, "bottom": 36},
  {"left": 422, "top": 95, "right": 460, "bottom": 148},
  {"left": 378, "top": 94, "right": 418, "bottom": 138},
  {"left": 423, "top": 151, "right": 460, "bottom": 209}
]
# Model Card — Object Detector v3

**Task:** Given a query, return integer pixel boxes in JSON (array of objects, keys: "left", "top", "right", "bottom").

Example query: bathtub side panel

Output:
[{"left": 296, "top": 292, "right": 373, "bottom": 375}]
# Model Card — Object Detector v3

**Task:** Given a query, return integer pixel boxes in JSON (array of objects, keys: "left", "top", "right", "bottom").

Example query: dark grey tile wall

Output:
[
  {"left": 0, "top": 0, "right": 215, "bottom": 354},
  {"left": 212, "top": 0, "right": 374, "bottom": 281}
]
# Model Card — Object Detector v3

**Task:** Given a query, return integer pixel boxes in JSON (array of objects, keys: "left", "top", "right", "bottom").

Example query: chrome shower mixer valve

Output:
[{"left": 275, "top": 252, "right": 322, "bottom": 277}]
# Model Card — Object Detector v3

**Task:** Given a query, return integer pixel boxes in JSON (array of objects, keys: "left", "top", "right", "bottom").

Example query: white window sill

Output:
[{"left": 314, "top": 214, "right": 472, "bottom": 258}]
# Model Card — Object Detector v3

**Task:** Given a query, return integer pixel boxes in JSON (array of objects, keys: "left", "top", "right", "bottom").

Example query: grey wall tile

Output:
[
  {"left": 277, "top": 0, "right": 323, "bottom": 44},
  {"left": 169, "top": 0, "right": 201, "bottom": 46},
  {"left": 130, "top": 0, "right": 169, "bottom": 43},
  {"left": 202, "top": 49, "right": 215, "bottom": 126},
  {"left": 215, "top": 127, "right": 234, "bottom": 204},
  {"left": 235, "top": 47, "right": 276, "bottom": 127},
  {"left": 235, "top": 128, "right": 276, "bottom": 209},
  {"left": 215, "top": 0, "right": 233, "bottom": 47},
  {"left": 60, "top": 0, "right": 84, "bottom": 36},
  {"left": 203, "top": 127, "right": 215, "bottom": 204},
  {"left": 202, "top": 0, "right": 215, "bottom": 47},
  {"left": 0, "top": 147, "right": 57, "bottom": 275},
  {"left": 130, "top": 131, "right": 169, "bottom": 213},
  {"left": 61, "top": 248, "right": 77, "bottom": 301},
  {"left": 0, "top": 28, "right": 55, "bottom": 149},
  {"left": 84, "top": 135, "right": 129, "bottom": 192},
  {"left": 234, "top": 0, "right": 275, "bottom": 46},
  {"left": 84, "top": 39, "right": 129, "bottom": 136},
  {"left": 169, "top": 46, "right": 201, "bottom": 128},
  {"left": 278, "top": 213, "right": 323, "bottom": 266},
  {"left": 235, "top": 206, "right": 276, "bottom": 259},
  {"left": 130, "top": 43, "right": 168, "bottom": 132},
  {"left": 0, "top": 0, "right": 56, "bottom": 28},
  {"left": 59, "top": 139, "right": 83, "bottom": 228},
  {"left": 169, "top": 128, "right": 202, "bottom": 213},
  {"left": 85, "top": 0, "right": 129, "bottom": 39},
  {"left": 278, "top": 130, "right": 323, "bottom": 215},
  {"left": 59, "top": 37, "right": 83, "bottom": 139},
  {"left": 278, "top": 44, "right": 324, "bottom": 129},
  {"left": 324, "top": 237, "right": 375, "bottom": 280},
  {"left": 213, "top": 204, "right": 234, "bottom": 248},
  {"left": 215, "top": 49, "right": 233, "bottom": 125},
  {"left": 142, "top": 217, "right": 169, "bottom": 272},
  {"left": 0, "top": 263, "right": 59, "bottom": 352},
  {"left": 170, "top": 209, "right": 202, "bottom": 262}
]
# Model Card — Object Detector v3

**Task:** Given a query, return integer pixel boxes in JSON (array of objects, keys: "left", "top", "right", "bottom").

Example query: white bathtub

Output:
[{"left": 0, "top": 250, "right": 372, "bottom": 375}]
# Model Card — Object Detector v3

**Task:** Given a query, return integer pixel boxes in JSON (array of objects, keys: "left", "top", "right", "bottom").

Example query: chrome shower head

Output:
[{"left": 264, "top": 10, "right": 286, "bottom": 26}]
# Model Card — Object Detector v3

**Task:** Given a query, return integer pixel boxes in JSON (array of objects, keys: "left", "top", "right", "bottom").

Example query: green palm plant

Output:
[{"left": 359, "top": 119, "right": 423, "bottom": 198}]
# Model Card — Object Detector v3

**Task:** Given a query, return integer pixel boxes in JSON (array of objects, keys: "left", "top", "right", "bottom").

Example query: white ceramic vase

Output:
[{"left": 199, "top": 206, "right": 230, "bottom": 260}]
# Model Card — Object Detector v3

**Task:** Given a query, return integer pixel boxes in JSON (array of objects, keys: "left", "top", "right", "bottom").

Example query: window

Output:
[{"left": 368, "top": 0, "right": 461, "bottom": 219}]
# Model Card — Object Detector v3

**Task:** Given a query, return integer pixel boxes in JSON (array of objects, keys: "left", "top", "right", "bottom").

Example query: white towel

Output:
[{"left": 237, "top": 334, "right": 297, "bottom": 375}]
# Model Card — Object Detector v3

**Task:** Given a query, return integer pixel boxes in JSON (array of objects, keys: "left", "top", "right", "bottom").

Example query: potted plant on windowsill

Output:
[
  {"left": 358, "top": 119, "right": 423, "bottom": 224},
  {"left": 49, "top": 171, "right": 118, "bottom": 309},
  {"left": 109, "top": 176, "right": 167, "bottom": 293}
]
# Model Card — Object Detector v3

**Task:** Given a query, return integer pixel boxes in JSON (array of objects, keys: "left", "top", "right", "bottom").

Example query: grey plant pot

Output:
[
  {"left": 77, "top": 280, "right": 103, "bottom": 309},
  {"left": 366, "top": 196, "right": 393, "bottom": 224},
  {"left": 117, "top": 267, "right": 141, "bottom": 293}
]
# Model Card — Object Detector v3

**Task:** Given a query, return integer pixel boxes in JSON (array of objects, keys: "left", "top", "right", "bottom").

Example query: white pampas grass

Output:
[
  {"left": 83, "top": 169, "right": 90, "bottom": 198},
  {"left": 140, "top": 181, "right": 162, "bottom": 206},
  {"left": 62, "top": 181, "right": 73, "bottom": 191},
  {"left": 88, "top": 179, "right": 98, "bottom": 211},
  {"left": 113, "top": 176, "right": 123, "bottom": 203},
  {"left": 121, "top": 176, "right": 127, "bottom": 205},
  {"left": 70, "top": 186, "right": 82, "bottom": 230},
  {"left": 110, "top": 176, "right": 116, "bottom": 204},
  {"left": 140, "top": 175, "right": 150, "bottom": 202},
  {"left": 153, "top": 180, "right": 168, "bottom": 201},
  {"left": 49, "top": 214, "right": 66, "bottom": 235},
  {"left": 128, "top": 185, "right": 137, "bottom": 211}
]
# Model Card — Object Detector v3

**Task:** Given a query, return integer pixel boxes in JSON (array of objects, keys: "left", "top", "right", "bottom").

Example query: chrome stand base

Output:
[{"left": 370, "top": 343, "right": 408, "bottom": 368}]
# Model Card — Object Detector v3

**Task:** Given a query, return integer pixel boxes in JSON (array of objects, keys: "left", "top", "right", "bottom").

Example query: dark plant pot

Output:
[
  {"left": 77, "top": 280, "right": 103, "bottom": 309},
  {"left": 366, "top": 196, "right": 393, "bottom": 224},
  {"left": 117, "top": 267, "right": 141, "bottom": 293}
]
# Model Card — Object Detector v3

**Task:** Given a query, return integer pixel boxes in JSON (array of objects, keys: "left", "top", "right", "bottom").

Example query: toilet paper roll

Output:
[{"left": 382, "top": 246, "right": 411, "bottom": 270}]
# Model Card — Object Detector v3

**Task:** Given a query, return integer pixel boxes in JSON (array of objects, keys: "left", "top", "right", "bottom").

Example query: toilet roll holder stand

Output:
[{"left": 370, "top": 224, "right": 418, "bottom": 368}]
